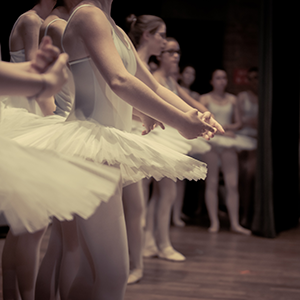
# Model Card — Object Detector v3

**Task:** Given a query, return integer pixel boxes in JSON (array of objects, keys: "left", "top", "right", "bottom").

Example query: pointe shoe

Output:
[
  {"left": 157, "top": 246, "right": 186, "bottom": 262},
  {"left": 230, "top": 225, "right": 252, "bottom": 236},
  {"left": 143, "top": 245, "right": 158, "bottom": 258},
  {"left": 127, "top": 268, "right": 143, "bottom": 285}
]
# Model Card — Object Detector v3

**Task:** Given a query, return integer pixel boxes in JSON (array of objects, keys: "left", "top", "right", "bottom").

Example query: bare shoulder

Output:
[
  {"left": 69, "top": 5, "right": 107, "bottom": 30},
  {"left": 18, "top": 12, "right": 42, "bottom": 30},
  {"left": 199, "top": 93, "right": 211, "bottom": 106},
  {"left": 152, "top": 71, "right": 164, "bottom": 85},
  {"left": 226, "top": 92, "right": 237, "bottom": 104}
]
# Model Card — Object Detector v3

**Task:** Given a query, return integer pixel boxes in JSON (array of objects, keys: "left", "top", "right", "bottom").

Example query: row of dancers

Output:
[{"left": 0, "top": 0, "right": 256, "bottom": 299}]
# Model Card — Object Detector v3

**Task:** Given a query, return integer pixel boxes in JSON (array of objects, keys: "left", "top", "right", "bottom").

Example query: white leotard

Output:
[
  {"left": 6, "top": 12, "right": 43, "bottom": 115},
  {"left": 44, "top": 18, "right": 74, "bottom": 117},
  {"left": 64, "top": 4, "right": 136, "bottom": 131}
]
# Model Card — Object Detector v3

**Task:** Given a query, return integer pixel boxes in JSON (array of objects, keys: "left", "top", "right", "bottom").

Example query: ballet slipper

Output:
[
  {"left": 208, "top": 222, "right": 220, "bottom": 233},
  {"left": 157, "top": 246, "right": 186, "bottom": 262},
  {"left": 230, "top": 225, "right": 252, "bottom": 236},
  {"left": 143, "top": 245, "right": 158, "bottom": 258},
  {"left": 127, "top": 268, "right": 143, "bottom": 285},
  {"left": 172, "top": 218, "right": 186, "bottom": 227}
]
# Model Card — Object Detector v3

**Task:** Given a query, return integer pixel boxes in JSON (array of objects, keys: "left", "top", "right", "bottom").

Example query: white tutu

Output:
[
  {"left": 131, "top": 120, "right": 211, "bottom": 155},
  {"left": 0, "top": 136, "right": 121, "bottom": 235},
  {"left": 0, "top": 106, "right": 207, "bottom": 186},
  {"left": 207, "top": 133, "right": 257, "bottom": 151}
]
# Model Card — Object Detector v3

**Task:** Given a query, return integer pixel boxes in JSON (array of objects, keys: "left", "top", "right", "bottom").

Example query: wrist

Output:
[{"left": 27, "top": 74, "right": 47, "bottom": 100}]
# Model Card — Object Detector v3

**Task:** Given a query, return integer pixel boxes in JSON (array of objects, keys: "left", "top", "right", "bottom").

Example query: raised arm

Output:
[{"left": 71, "top": 6, "right": 215, "bottom": 139}]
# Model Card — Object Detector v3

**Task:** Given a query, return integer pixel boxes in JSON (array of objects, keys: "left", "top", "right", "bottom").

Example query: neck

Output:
[
  {"left": 157, "top": 65, "right": 171, "bottom": 79},
  {"left": 52, "top": 6, "right": 69, "bottom": 20},
  {"left": 65, "top": 0, "right": 112, "bottom": 15},
  {"left": 180, "top": 82, "right": 191, "bottom": 89},
  {"left": 32, "top": 1, "right": 54, "bottom": 20},
  {"left": 137, "top": 44, "right": 151, "bottom": 66},
  {"left": 211, "top": 89, "right": 226, "bottom": 98}
]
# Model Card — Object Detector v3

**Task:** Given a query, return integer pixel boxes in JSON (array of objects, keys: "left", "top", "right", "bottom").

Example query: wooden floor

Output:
[{"left": 0, "top": 221, "right": 300, "bottom": 300}]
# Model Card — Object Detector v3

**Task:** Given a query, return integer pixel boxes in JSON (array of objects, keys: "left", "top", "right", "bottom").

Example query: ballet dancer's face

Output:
[
  {"left": 147, "top": 24, "right": 167, "bottom": 56},
  {"left": 181, "top": 66, "right": 196, "bottom": 86},
  {"left": 247, "top": 71, "right": 258, "bottom": 93},
  {"left": 211, "top": 70, "right": 228, "bottom": 91},
  {"left": 160, "top": 40, "right": 181, "bottom": 74}
]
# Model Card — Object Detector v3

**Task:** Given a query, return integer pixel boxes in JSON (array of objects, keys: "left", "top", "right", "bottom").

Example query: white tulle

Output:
[
  {"left": 0, "top": 136, "right": 121, "bottom": 235},
  {"left": 0, "top": 104, "right": 207, "bottom": 187}
]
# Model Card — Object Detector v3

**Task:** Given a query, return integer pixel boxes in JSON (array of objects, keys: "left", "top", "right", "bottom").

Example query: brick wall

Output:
[{"left": 223, "top": 0, "right": 260, "bottom": 95}]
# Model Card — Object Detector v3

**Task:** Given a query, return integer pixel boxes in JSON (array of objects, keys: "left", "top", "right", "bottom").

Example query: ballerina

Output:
[
  {"left": 178, "top": 65, "right": 201, "bottom": 101},
  {"left": 0, "top": 36, "right": 117, "bottom": 300},
  {"left": 6, "top": 0, "right": 57, "bottom": 116},
  {"left": 200, "top": 68, "right": 254, "bottom": 235},
  {"left": 0, "top": 1, "right": 223, "bottom": 299}
]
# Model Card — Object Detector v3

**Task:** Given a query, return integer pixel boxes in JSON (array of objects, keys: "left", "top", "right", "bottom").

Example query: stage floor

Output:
[{"left": 1, "top": 222, "right": 299, "bottom": 300}]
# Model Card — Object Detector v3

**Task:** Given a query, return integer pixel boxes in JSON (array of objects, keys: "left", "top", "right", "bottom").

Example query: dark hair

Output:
[
  {"left": 54, "top": 0, "right": 64, "bottom": 8},
  {"left": 127, "top": 14, "right": 165, "bottom": 49},
  {"left": 248, "top": 66, "right": 258, "bottom": 74},
  {"left": 210, "top": 68, "right": 227, "bottom": 80},
  {"left": 180, "top": 64, "right": 196, "bottom": 74}
]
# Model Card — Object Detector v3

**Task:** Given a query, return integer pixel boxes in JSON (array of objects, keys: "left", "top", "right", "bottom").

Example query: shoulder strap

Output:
[
  {"left": 61, "top": 4, "right": 95, "bottom": 53},
  {"left": 9, "top": 12, "right": 43, "bottom": 49},
  {"left": 44, "top": 18, "right": 61, "bottom": 36}
]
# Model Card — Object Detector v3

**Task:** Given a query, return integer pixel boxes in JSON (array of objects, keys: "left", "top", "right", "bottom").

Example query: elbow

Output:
[{"left": 109, "top": 73, "right": 130, "bottom": 93}]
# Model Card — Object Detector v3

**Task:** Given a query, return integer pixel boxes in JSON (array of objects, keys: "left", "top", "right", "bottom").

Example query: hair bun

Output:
[{"left": 125, "top": 14, "right": 137, "bottom": 29}]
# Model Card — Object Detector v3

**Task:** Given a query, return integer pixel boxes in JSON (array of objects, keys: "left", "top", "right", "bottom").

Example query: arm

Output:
[
  {"left": 20, "top": 14, "right": 42, "bottom": 61},
  {"left": 176, "top": 82, "right": 208, "bottom": 112},
  {"left": 237, "top": 92, "right": 257, "bottom": 128},
  {"left": 0, "top": 37, "right": 68, "bottom": 99},
  {"left": 75, "top": 7, "right": 215, "bottom": 139},
  {"left": 223, "top": 96, "right": 242, "bottom": 132}
]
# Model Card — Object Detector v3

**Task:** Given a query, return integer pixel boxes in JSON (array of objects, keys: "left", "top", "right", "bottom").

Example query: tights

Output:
[
  {"left": 35, "top": 219, "right": 79, "bottom": 300},
  {"left": 122, "top": 181, "right": 145, "bottom": 271},
  {"left": 2, "top": 228, "right": 46, "bottom": 300},
  {"left": 204, "top": 148, "right": 247, "bottom": 232},
  {"left": 145, "top": 178, "right": 176, "bottom": 250},
  {"left": 68, "top": 179, "right": 128, "bottom": 300}
]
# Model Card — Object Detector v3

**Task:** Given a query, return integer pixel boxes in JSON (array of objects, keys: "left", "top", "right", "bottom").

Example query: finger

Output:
[
  {"left": 158, "top": 122, "right": 165, "bottom": 130},
  {"left": 203, "top": 122, "right": 216, "bottom": 133},
  {"left": 39, "top": 36, "right": 52, "bottom": 50}
]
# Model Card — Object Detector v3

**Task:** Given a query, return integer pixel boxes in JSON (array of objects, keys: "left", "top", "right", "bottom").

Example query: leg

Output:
[
  {"left": 221, "top": 149, "right": 251, "bottom": 235},
  {"left": 122, "top": 181, "right": 145, "bottom": 284},
  {"left": 240, "top": 150, "right": 256, "bottom": 228},
  {"left": 68, "top": 179, "right": 129, "bottom": 300},
  {"left": 59, "top": 220, "right": 79, "bottom": 300},
  {"left": 155, "top": 178, "right": 185, "bottom": 261},
  {"left": 203, "top": 150, "right": 220, "bottom": 232},
  {"left": 143, "top": 181, "right": 159, "bottom": 258},
  {"left": 3, "top": 228, "right": 46, "bottom": 300},
  {"left": 35, "top": 219, "right": 63, "bottom": 300},
  {"left": 172, "top": 180, "right": 186, "bottom": 227}
]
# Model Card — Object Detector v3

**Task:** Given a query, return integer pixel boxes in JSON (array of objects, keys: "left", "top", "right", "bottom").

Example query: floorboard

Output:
[{"left": 0, "top": 222, "right": 299, "bottom": 300}]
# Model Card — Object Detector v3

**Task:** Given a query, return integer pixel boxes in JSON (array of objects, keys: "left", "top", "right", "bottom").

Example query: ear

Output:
[{"left": 142, "top": 30, "right": 151, "bottom": 42}]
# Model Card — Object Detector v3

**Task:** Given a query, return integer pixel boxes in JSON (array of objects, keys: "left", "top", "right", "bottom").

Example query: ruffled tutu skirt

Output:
[
  {"left": 207, "top": 133, "right": 257, "bottom": 152},
  {"left": 0, "top": 136, "right": 121, "bottom": 235},
  {"left": 131, "top": 120, "right": 211, "bottom": 155},
  {"left": 0, "top": 105, "right": 207, "bottom": 186}
]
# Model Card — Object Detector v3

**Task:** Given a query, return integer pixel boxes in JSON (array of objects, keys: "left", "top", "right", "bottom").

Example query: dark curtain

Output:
[
  {"left": 252, "top": 0, "right": 276, "bottom": 238},
  {"left": 252, "top": 0, "right": 300, "bottom": 237}
]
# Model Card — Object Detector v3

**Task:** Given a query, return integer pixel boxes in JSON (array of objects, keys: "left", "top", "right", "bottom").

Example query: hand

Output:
[
  {"left": 178, "top": 109, "right": 216, "bottom": 140},
  {"left": 140, "top": 114, "right": 165, "bottom": 135},
  {"left": 36, "top": 52, "right": 69, "bottom": 100},
  {"left": 30, "top": 36, "right": 61, "bottom": 74},
  {"left": 200, "top": 111, "right": 225, "bottom": 135}
]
